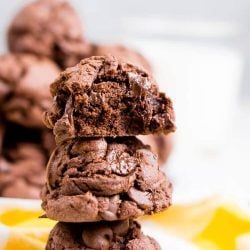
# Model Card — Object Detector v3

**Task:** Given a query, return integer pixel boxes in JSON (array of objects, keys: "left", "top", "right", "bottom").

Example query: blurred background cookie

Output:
[
  {"left": 90, "top": 44, "right": 152, "bottom": 73},
  {"left": 8, "top": 0, "right": 90, "bottom": 69},
  {"left": 0, "top": 53, "right": 60, "bottom": 128},
  {"left": 139, "top": 134, "right": 173, "bottom": 166},
  {"left": 0, "top": 51, "right": 59, "bottom": 199},
  {"left": 0, "top": 143, "right": 46, "bottom": 199}
]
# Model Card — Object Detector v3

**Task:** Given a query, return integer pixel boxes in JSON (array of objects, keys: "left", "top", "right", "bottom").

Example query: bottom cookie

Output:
[{"left": 46, "top": 219, "right": 160, "bottom": 250}]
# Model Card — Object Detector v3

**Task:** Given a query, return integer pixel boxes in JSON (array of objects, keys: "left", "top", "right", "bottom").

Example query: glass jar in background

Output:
[
  {"left": 120, "top": 17, "right": 246, "bottom": 202},
  {"left": 121, "top": 17, "right": 243, "bottom": 155}
]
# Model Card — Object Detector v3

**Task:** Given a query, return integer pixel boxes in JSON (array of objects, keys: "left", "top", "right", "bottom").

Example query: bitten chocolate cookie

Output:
[
  {"left": 46, "top": 220, "right": 160, "bottom": 250},
  {"left": 0, "top": 143, "right": 46, "bottom": 199},
  {"left": 0, "top": 53, "right": 60, "bottom": 128},
  {"left": 91, "top": 44, "right": 152, "bottom": 73},
  {"left": 41, "top": 137, "right": 172, "bottom": 222},
  {"left": 139, "top": 134, "right": 173, "bottom": 166},
  {"left": 8, "top": 0, "right": 90, "bottom": 69},
  {"left": 44, "top": 56, "right": 175, "bottom": 142}
]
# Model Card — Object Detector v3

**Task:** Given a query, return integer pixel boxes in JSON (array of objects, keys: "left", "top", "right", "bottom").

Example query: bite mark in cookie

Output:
[{"left": 44, "top": 55, "right": 175, "bottom": 142}]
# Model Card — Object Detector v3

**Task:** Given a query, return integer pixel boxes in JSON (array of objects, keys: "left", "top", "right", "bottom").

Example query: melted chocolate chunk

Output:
[{"left": 46, "top": 220, "right": 161, "bottom": 250}]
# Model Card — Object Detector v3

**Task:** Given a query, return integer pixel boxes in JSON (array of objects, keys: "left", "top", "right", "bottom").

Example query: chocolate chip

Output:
[
  {"left": 70, "top": 138, "right": 107, "bottom": 160},
  {"left": 137, "top": 148, "right": 158, "bottom": 167},
  {"left": 82, "top": 225, "right": 113, "bottom": 249},
  {"left": 111, "top": 219, "right": 130, "bottom": 236},
  {"left": 128, "top": 187, "right": 152, "bottom": 210},
  {"left": 107, "top": 148, "right": 137, "bottom": 176},
  {"left": 99, "top": 195, "right": 119, "bottom": 221}
]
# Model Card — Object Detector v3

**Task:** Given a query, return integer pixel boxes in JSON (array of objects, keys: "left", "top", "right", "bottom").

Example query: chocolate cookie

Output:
[
  {"left": 46, "top": 220, "right": 160, "bottom": 250},
  {"left": 91, "top": 44, "right": 152, "bottom": 73},
  {"left": 139, "top": 134, "right": 173, "bottom": 166},
  {"left": 44, "top": 56, "right": 175, "bottom": 142},
  {"left": 0, "top": 53, "right": 60, "bottom": 128},
  {"left": 0, "top": 143, "right": 46, "bottom": 199},
  {"left": 56, "top": 40, "right": 91, "bottom": 69},
  {"left": 59, "top": 42, "right": 151, "bottom": 71},
  {"left": 41, "top": 137, "right": 172, "bottom": 222},
  {"left": 8, "top": 0, "right": 90, "bottom": 69}
]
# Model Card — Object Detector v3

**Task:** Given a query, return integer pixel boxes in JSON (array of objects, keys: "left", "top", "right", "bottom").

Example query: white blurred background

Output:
[{"left": 0, "top": 0, "right": 249, "bottom": 207}]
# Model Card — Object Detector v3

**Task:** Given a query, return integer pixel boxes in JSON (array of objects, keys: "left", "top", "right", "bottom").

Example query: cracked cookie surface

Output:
[
  {"left": 8, "top": 0, "right": 90, "bottom": 69},
  {"left": 0, "top": 53, "right": 60, "bottom": 128},
  {"left": 41, "top": 137, "right": 172, "bottom": 222}
]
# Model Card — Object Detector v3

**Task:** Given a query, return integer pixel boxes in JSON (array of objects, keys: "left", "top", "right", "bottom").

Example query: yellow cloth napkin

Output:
[
  {"left": 142, "top": 197, "right": 250, "bottom": 250},
  {"left": 0, "top": 207, "right": 55, "bottom": 250},
  {"left": 0, "top": 197, "right": 250, "bottom": 250}
]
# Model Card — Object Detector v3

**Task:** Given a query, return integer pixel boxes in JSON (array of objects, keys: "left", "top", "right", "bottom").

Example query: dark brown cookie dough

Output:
[
  {"left": 44, "top": 56, "right": 175, "bottom": 142},
  {"left": 91, "top": 44, "right": 152, "bottom": 73},
  {"left": 41, "top": 137, "right": 172, "bottom": 222},
  {"left": 0, "top": 143, "right": 46, "bottom": 199},
  {"left": 8, "top": 0, "right": 90, "bottom": 69},
  {"left": 46, "top": 220, "right": 160, "bottom": 250},
  {"left": 0, "top": 53, "right": 60, "bottom": 128},
  {"left": 139, "top": 134, "right": 173, "bottom": 166}
]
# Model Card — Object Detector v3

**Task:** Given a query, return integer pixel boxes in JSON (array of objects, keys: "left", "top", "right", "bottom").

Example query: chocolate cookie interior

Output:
[{"left": 44, "top": 56, "right": 175, "bottom": 142}]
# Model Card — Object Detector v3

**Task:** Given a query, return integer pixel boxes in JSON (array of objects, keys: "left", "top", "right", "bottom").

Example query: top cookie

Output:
[
  {"left": 44, "top": 56, "right": 175, "bottom": 142},
  {"left": 8, "top": 0, "right": 89, "bottom": 69}
]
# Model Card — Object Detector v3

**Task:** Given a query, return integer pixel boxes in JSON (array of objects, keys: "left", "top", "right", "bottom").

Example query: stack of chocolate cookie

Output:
[
  {"left": 41, "top": 55, "right": 175, "bottom": 249},
  {"left": 7, "top": 0, "right": 173, "bottom": 168},
  {"left": 0, "top": 0, "right": 173, "bottom": 200}
]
